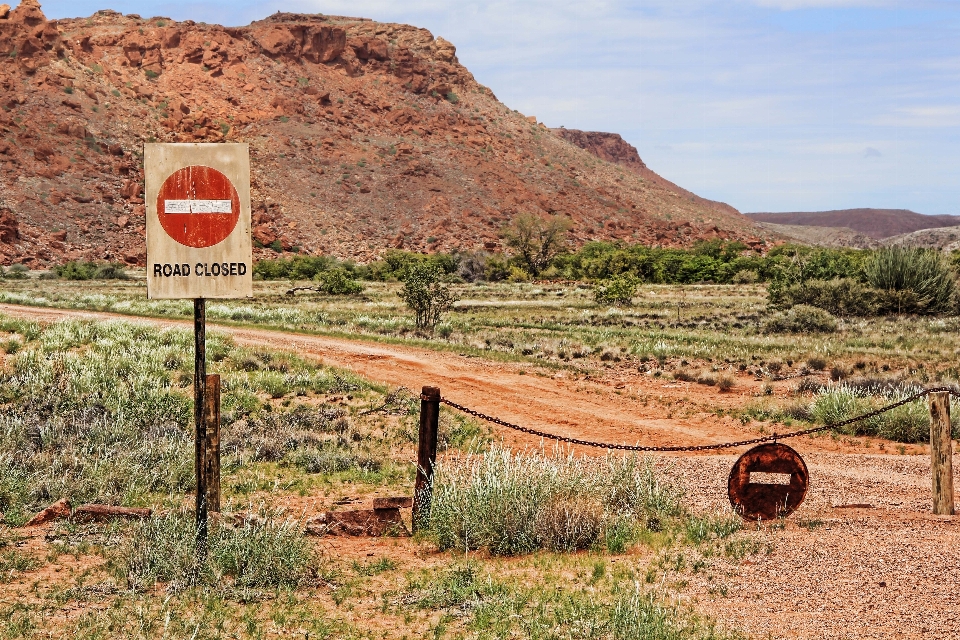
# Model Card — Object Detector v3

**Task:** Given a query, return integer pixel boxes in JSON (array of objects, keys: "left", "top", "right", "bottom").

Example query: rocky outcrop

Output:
[
  {"left": 551, "top": 129, "right": 647, "bottom": 172},
  {"left": 0, "top": 0, "right": 63, "bottom": 73}
]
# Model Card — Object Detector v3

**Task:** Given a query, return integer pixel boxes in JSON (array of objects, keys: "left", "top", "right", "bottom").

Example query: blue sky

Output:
[{"left": 41, "top": 0, "right": 960, "bottom": 215}]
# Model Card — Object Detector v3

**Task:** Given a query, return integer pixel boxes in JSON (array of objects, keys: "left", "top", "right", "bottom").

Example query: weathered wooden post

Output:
[
  {"left": 929, "top": 391, "right": 955, "bottom": 515},
  {"left": 194, "top": 299, "right": 208, "bottom": 548},
  {"left": 203, "top": 374, "right": 221, "bottom": 514},
  {"left": 413, "top": 386, "right": 440, "bottom": 532}
]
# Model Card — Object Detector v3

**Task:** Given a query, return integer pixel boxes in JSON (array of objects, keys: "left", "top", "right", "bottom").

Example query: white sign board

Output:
[{"left": 145, "top": 143, "right": 253, "bottom": 299}]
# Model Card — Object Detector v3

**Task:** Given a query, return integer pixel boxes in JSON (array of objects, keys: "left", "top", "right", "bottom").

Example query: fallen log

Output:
[
  {"left": 70, "top": 505, "right": 152, "bottom": 523},
  {"left": 373, "top": 496, "right": 413, "bottom": 510},
  {"left": 306, "top": 508, "right": 409, "bottom": 537},
  {"left": 22, "top": 498, "right": 71, "bottom": 527}
]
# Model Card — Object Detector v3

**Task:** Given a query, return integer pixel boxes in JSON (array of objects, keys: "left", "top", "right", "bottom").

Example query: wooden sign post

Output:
[{"left": 145, "top": 144, "right": 252, "bottom": 551}]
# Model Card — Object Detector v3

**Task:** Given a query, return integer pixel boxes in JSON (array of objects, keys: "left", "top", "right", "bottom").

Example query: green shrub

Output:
[
  {"left": 5, "top": 264, "right": 28, "bottom": 280},
  {"left": 399, "top": 263, "right": 459, "bottom": 331},
  {"left": 54, "top": 261, "right": 128, "bottom": 281},
  {"left": 121, "top": 511, "right": 315, "bottom": 592},
  {"left": 864, "top": 247, "right": 956, "bottom": 314},
  {"left": 810, "top": 382, "right": 960, "bottom": 442},
  {"left": 770, "top": 278, "right": 876, "bottom": 316},
  {"left": 423, "top": 446, "right": 683, "bottom": 555},
  {"left": 762, "top": 304, "right": 838, "bottom": 334},
  {"left": 594, "top": 274, "right": 639, "bottom": 306},
  {"left": 730, "top": 269, "right": 759, "bottom": 284},
  {"left": 314, "top": 267, "right": 363, "bottom": 295}
]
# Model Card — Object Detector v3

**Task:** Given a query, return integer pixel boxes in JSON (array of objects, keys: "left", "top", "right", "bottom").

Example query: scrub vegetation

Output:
[{"left": 0, "top": 314, "right": 757, "bottom": 639}]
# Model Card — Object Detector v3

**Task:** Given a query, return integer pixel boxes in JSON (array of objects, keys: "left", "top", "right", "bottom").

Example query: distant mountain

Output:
[{"left": 746, "top": 209, "right": 960, "bottom": 240}]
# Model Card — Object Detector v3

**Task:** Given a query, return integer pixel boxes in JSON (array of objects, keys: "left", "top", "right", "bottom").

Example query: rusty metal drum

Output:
[{"left": 728, "top": 443, "right": 809, "bottom": 521}]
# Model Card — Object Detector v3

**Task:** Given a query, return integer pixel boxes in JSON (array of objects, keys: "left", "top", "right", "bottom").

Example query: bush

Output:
[
  {"left": 54, "top": 261, "right": 128, "bottom": 280},
  {"left": 422, "top": 446, "right": 683, "bottom": 555},
  {"left": 502, "top": 213, "right": 573, "bottom": 276},
  {"left": 4, "top": 264, "right": 28, "bottom": 279},
  {"left": 456, "top": 250, "right": 491, "bottom": 283},
  {"left": 121, "top": 510, "right": 315, "bottom": 592},
  {"left": 594, "top": 274, "right": 639, "bottom": 306},
  {"left": 399, "top": 262, "right": 459, "bottom": 331},
  {"left": 731, "top": 269, "right": 759, "bottom": 284},
  {"left": 762, "top": 304, "right": 838, "bottom": 334},
  {"left": 770, "top": 278, "right": 877, "bottom": 316},
  {"left": 808, "top": 382, "right": 960, "bottom": 442},
  {"left": 314, "top": 267, "right": 363, "bottom": 295},
  {"left": 864, "top": 247, "right": 956, "bottom": 314},
  {"left": 717, "top": 375, "right": 735, "bottom": 392}
]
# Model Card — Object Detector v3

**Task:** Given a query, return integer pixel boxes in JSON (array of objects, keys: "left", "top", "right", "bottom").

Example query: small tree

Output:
[
  {"left": 594, "top": 274, "right": 639, "bottom": 306},
  {"left": 502, "top": 213, "right": 572, "bottom": 276},
  {"left": 315, "top": 267, "right": 363, "bottom": 295},
  {"left": 400, "top": 263, "right": 459, "bottom": 331}
]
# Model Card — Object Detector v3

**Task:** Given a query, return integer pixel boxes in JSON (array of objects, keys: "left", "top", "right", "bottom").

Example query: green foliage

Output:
[
  {"left": 54, "top": 261, "right": 128, "bottom": 281},
  {"left": 809, "top": 382, "right": 960, "bottom": 442},
  {"left": 398, "top": 263, "right": 459, "bottom": 330},
  {"left": 864, "top": 247, "right": 957, "bottom": 314},
  {"left": 4, "top": 264, "right": 28, "bottom": 280},
  {"left": 555, "top": 240, "right": 768, "bottom": 284},
  {"left": 503, "top": 213, "right": 573, "bottom": 276},
  {"left": 253, "top": 255, "right": 350, "bottom": 280},
  {"left": 423, "top": 446, "right": 683, "bottom": 555},
  {"left": 144, "top": 69, "right": 159, "bottom": 79},
  {"left": 121, "top": 511, "right": 315, "bottom": 592},
  {"left": 762, "top": 304, "right": 838, "bottom": 334},
  {"left": 314, "top": 267, "right": 363, "bottom": 295},
  {"left": 445, "top": 91, "right": 459, "bottom": 104},
  {"left": 769, "top": 278, "right": 877, "bottom": 316},
  {"left": 366, "top": 249, "right": 457, "bottom": 281},
  {"left": 594, "top": 274, "right": 639, "bottom": 306}
]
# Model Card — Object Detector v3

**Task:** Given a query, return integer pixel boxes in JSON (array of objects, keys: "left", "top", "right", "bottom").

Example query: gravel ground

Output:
[{"left": 660, "top": 450, "right": 960, "bottom": 639}]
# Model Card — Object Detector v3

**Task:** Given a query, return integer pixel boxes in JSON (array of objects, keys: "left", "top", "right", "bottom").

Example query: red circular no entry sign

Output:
[{"left": 157, "top": 165, "right": 240, "bottom": 248}]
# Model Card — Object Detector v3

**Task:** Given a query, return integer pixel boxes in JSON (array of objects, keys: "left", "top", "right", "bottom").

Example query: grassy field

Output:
[
  {"left": 1, "top": 273, "right": 957, "bottom": 637},
  {"left": 0, "top": 314, "right": 760, "bottom": 639},
  {"left": 1, "top": 274, "right": 958, "bottom": 442},
  {"left": 3, "top": 275, "right": 960, "bottom": 375}
]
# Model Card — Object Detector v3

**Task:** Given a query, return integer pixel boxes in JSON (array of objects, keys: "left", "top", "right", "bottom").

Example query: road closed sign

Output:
[{"left": 145, "top": 144, "right": 252, "bottom": 299}]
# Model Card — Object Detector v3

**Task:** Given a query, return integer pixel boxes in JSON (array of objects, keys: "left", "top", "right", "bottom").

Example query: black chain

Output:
[{"left": 435, "top": 386, "right": 959, "bottom": 452}]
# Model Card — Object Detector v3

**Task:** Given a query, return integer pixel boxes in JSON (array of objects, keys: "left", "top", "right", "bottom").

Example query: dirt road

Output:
[{"left": 0, "top": 302, "right": 878, "bottom": 455}]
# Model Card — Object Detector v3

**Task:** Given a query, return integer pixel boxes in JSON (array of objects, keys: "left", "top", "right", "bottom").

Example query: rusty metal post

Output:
[
  {"left": 194, "top": 298, "right": 208, "bottom": 551},
  {"left": 203, "top": 374, "right": 221, "bottom": 514},
  {"left": 929, "top": 391, "right": 955, "bottom": 515},
  {"left": 413, "top": 386, "right": 440, "bottom": 532}
]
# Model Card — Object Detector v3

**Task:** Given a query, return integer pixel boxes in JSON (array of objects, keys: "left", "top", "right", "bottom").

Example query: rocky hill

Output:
[
  {"left": 0, "top": 1, "right": 767, "bottom": 267},
  {"left": 746, "top": 209, "right": 960, "bottom": 240}
]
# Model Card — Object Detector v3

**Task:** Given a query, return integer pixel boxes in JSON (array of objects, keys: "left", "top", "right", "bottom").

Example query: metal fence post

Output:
[
  {"left": 413, "top": 386, "right": 440, "bottom": 532},
  {"left": 194, "top": 298, "right": 208, "bottom": 551},
  {"left": 929, "top": 391, "right": 955, "bottom": 515}
]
